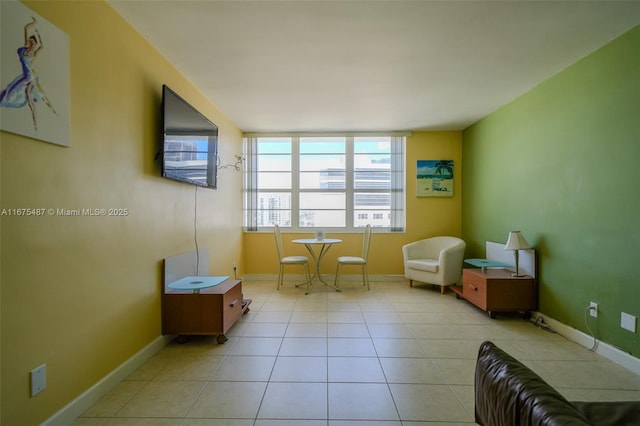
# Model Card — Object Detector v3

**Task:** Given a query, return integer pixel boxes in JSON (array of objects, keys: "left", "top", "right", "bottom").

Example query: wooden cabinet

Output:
[
  {"left": 451, "top": 269, "right": 537, "bottom": 318},
  {"left": 162, "top": 278, "right": 245, "bottom": 343}
]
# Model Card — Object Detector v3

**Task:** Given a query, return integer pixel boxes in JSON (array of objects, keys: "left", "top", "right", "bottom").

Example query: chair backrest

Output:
[
  {"left": 361, "top": 224, "right": 372, "bottom": 261},
  {"left": 273, "top": 224, "right": 284, "bottom": 260}
]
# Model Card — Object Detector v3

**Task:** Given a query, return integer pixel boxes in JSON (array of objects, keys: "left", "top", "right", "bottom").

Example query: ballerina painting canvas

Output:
[{"left": 1, "top": 1, "right": 70, "bottom": 147}]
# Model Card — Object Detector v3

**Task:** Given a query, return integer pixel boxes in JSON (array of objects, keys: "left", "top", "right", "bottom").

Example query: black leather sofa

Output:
[{"left": 475, "top": 341, "right": 640, "bottom": 426}]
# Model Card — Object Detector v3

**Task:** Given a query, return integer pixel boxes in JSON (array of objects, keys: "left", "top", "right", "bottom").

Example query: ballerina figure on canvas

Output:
[{"left": 0, "top": 17, "right": 57, "bottom": 132}]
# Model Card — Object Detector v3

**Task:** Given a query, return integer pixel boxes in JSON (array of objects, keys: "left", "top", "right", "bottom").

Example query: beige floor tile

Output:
[
  {"left": 211, "top": 355, "right": 276, "bottom": 381},
  {"left": 450, "top": 384, "right": 476, "bottom": 419},
  {"left": 116, "top": 381, "right": 205, "bottom": 418},
  {"left": 406, "top": 324, "right": 452, "bottom": 339},
  {"left": 329, "top": 311, "right": 366, "bottom": 323},
  {"left": 373, "top": 338, "right": 426, "bottom": 358},
  {"left": 258, "top": 382, "right": 328, "bottom": 419},
  {"left": 186, "top": 381, "right": 267, "bottom": 419},
  {"left": 363, "top": 312, "right": 404, "bottom": 324},
  {"left": 379, "top": 358, "right": 446, "bottom": 384},
  {"left": 271, "top": 356, "right": 327, "bottom": 382},
  {"left": 259, "top": 301, "right": 296, "bottom": 312},
  {"left": 256, "top": 421, "right": 327, "bottom": 426},
  {"left": 328, "top": 421, "right": 402, "bottom": 426},
  {"left": 367, "top": 324, "right": 414, "bottom": 338},
  {"left": 328, "top": 357, "right": 386, "bottom": 382},
  {"left": 531, "top": 359, "right": 640, "bottom": 390},
  {"left": 279, "top": 337, "right": 328, "bottom": 356},
  {"left": 329, "top": 383, "right": 399, "bottom": 420},
  {"left": 418, "top": 339, "right": 484, "bottom": 359},
  {"left": 285, "top": 322, "right": 328, "bottom": 337},
  {"left": 558, "top": 387, "right": 640, "bottom": 402},
  {"left": 228, "top": 337, "right": 283, "bottom": 356},
  {"left": 328, "top": 302, "right": 363, "bottom": 312},
  {"left": 389, "top": 384, "right": 472, "bottom": 422},
  {"left": 82, "top": 381, "right": 147, "bottom": 417},
  {"left": 126, "top": 354, "right": 175, "bottom": 381},
  {"left": 153, "top": 354, "right": 224, "bottom": 381},
  {"left": 72, "top": 418, "right": 110, "bottom": 426},
  {"left": 393, "top": 422, "right": 475, "bottom": 426},
  {"left": 173, "top": 336, "right": 237, "bottom": 356},
  {"left": 291, "top": 311, "right": 329, "bottom": 323},
  {"left": 70, "top": 279, "right": 640, "bottom": 425},
  {"left": 294, "top": 301, "right": 329, "bottom": 312},
  {"left": 106, "top": 419, "right": 181, "bottom": 425},
  {"left": 359, "top": 302, "right": 396, "bottom": 312},
  {"left": 328, "top": 323, "right": 370, "bottom": 338},
  {"left": 328, "top": 338, "right": 377, "bottom": 356},
  {"left": 431, "top": 358, "right": 477, "bottom": 385},
  {"left": 252, "top": 310, "right": 293, "bottom": 323},
  {"left": 181, "top": 419, "right": 253, "bottom": 426},
  {"left": 242, "top": 322, "right": 288, "bottom": 337}
]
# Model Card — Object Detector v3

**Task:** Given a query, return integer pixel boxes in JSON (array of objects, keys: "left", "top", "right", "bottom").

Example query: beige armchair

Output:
[{"left": 402, "top": 236, "right": 466, "bottom": 294}]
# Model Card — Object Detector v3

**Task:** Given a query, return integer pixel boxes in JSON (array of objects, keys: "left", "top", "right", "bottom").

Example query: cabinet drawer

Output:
[
  {"left": 463, "top": 270, "right": 487, "bottom": 309},
  {"left": 223, "top": 282, "right": 242, "bottom": 311},
  {"left": 222, "top": 282, "right": 242, "bottom": 333}
]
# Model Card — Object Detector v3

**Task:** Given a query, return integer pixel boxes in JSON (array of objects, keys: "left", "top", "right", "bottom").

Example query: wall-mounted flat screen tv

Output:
[{"left": 161, "top": 85, "right": 218, "bottom": 189}]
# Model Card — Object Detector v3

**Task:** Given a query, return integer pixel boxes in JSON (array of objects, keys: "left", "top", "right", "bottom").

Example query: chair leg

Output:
[
  {"left": 335, "top": 263, "right": 342, "bottom": 289},
  {"left": 304, "top": 263, "right": 311, "bottom": 290},
  {"left": 362, "top": 265, "right": 369, "bottom": 291},
  {"left": 277, "top": 264, "right": 284, "bottom": 290},
  {"left": 409, "top": 279, "right": 413, "bottom": 287},
  {"left": 440, "top": 285, "right": 445, "bottom": 295}
]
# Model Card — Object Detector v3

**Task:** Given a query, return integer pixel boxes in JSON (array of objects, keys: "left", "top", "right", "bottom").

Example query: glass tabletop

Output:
[
  {"left": 292, "top": 238, "right": 342, "bottom": 244},
  {"left": 167, "top": 275, "right": 229, "bottom": 290},
  {"left": 465, "top": 258, "right": 513, "bottom": 268}
]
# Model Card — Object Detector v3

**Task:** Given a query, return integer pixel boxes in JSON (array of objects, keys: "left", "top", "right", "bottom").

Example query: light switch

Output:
[{"left": 30, "top": 364, "right": 46, "bottom": 397}]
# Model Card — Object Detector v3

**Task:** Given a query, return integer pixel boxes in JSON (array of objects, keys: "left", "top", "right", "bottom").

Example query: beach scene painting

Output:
[
  {"left": 416, "top": 160, "right": 454, "bottom": 197},
  {"left": 0, "top": 1, "right": 70, "bottom": 147}
]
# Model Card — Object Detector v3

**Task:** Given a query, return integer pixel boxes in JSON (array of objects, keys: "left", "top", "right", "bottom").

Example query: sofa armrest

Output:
[
  {"left": 475, "top": 341, "right": 591, "bottom": 426},
  {"left": 572, "top": 401, "right": 640, "bottom": 426}
]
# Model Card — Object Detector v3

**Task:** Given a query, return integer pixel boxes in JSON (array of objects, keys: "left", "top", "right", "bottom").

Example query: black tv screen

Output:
[{"left": 161, "top": 85, "right": 218, "bottom": 189}]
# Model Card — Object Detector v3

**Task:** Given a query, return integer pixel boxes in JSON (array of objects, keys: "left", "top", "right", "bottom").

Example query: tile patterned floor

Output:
[{"left": 73, "top": 279, "right": 640, "bottom": 425}]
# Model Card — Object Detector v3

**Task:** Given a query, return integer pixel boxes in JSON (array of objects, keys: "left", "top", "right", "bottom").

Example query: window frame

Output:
[{"left": 243, "top": 134, "right": 406, "bottom": 233}]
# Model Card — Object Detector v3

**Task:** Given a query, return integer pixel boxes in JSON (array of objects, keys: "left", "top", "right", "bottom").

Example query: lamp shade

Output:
[{"left": 504, "top": 231, "right": 531, "bottom": 250}]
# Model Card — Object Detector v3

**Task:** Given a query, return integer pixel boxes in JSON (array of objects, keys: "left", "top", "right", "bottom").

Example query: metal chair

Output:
[
  {"left": 274, "top": 224, "right": 311, "bottom": 290},
  {"left": 334, "top": 224, "right": 371, "bottom": 290}
]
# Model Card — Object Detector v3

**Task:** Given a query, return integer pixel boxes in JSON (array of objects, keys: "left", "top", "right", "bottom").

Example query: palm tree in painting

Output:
[{"left": 434, "top": 160, "right": 453, "bottom": 177}]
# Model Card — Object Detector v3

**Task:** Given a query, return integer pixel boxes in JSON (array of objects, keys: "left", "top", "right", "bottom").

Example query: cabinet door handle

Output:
[{"left": 229, "top": 299, "right": 238, "bottom": 307}]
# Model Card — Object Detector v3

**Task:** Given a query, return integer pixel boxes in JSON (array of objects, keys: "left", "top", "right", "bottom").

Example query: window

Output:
[{"left": 244, "top": 135, "right": 405, "bottom": 232}]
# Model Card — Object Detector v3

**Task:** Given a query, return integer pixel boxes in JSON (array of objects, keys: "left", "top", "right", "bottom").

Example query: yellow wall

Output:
[
  {"left": 243, "top": 131, "right": 463, "bottom": 276},
  {"left": 0, "top": 1, "right": 243, "bottom": 424}
]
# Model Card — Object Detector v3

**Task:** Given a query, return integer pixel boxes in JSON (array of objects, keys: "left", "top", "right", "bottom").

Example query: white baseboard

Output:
[
  {"left": 242, "top": 273, "right": 406, "bottom": 282},
  {"left": 532, "top": 312, "right": 640, "bottom": 375},
  {"left": 42, "top": 335, "right": 173, "bottom": 426}
]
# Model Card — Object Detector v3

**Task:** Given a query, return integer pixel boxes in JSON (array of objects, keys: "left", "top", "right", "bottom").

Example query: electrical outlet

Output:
[
  {"left": 589, "top": 302, "right": 598, "bottom": 318},
  {"left": 621, "top": 312, "right": 636, "bottom": 332},
  {"left": 30, "top": 364, "right": 47, "bottom": 397}
]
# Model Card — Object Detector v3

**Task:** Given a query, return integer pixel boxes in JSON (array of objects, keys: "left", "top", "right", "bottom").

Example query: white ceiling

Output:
[{"left": 108, "top": 1, "right": 639, "bottom": 133}]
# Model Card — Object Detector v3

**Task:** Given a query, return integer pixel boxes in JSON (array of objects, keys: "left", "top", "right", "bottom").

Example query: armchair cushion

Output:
[{"left": 406, "top": 259, "right": 439, "bottom": 273}]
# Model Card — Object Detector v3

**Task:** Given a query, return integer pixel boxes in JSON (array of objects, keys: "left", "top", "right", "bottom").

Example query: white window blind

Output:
[{"left": 243, "top": 135, "right": 405, "bottom": 232}]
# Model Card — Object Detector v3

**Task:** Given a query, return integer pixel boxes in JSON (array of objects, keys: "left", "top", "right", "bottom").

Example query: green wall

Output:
[{"left": 462, "top": 26, "right": 639, "bottom": 357}]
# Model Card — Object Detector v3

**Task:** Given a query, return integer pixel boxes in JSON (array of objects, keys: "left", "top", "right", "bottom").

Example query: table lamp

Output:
[{"left": 504, "top": 231, "right": 531, "bottom": 277}]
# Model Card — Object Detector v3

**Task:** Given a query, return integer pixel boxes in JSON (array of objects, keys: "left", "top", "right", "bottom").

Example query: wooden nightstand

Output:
[
  {"left": 162, "top": 278, "right": 249, "bottom": 343},
  {"left": 451, "top": 268, "right": 537, "bottom": 319}
]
